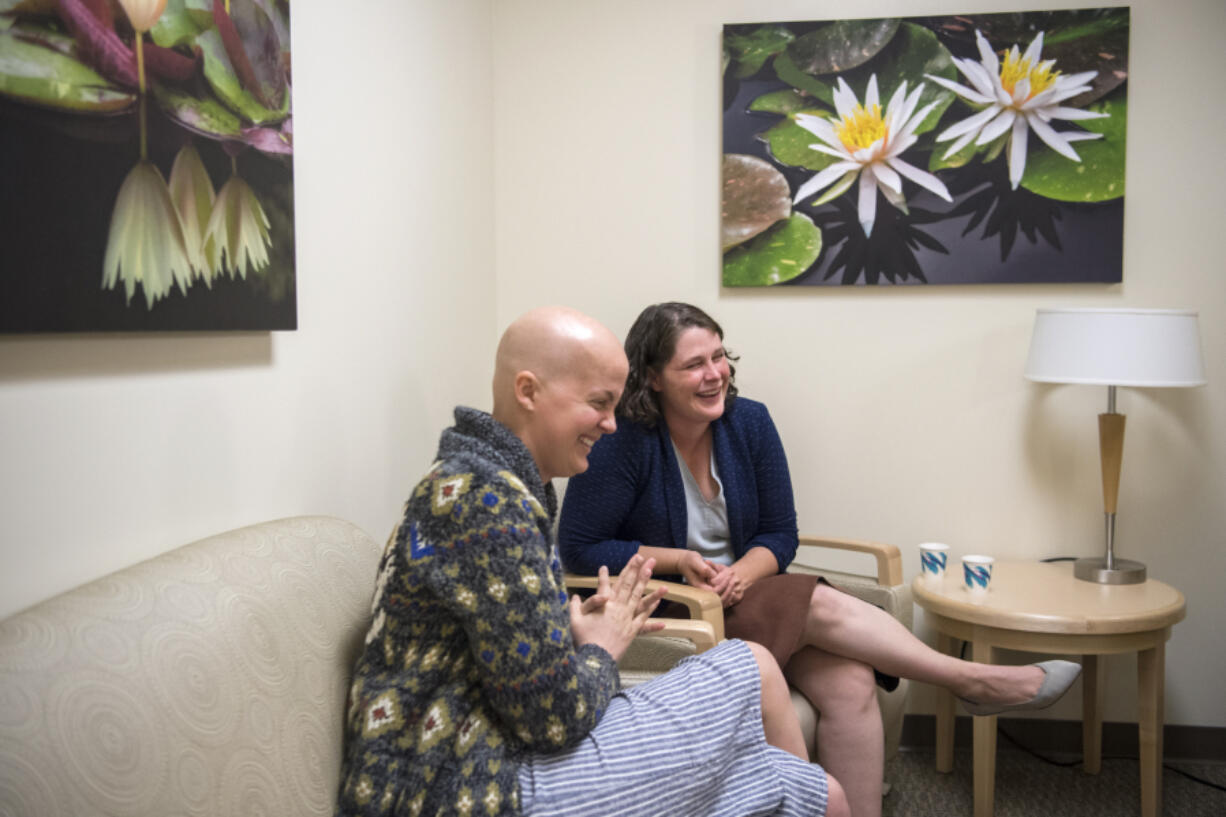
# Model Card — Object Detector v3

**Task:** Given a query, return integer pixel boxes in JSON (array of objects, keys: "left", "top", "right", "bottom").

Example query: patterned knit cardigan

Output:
[{"left": 336, "top": 408, "right": 621, "bottom": 817}]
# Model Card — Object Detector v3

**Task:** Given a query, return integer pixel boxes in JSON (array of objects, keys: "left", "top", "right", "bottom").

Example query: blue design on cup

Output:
[
  {"left": 921, "top": 550, "right": 947, "bottom": 576},
  {"left": 964, "top": 563, "right": 992, "bottom": 589}
]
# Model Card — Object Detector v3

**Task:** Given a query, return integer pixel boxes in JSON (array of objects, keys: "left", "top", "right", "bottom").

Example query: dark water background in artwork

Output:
[
  {"left": 1, "top": 99, "right": 295, "bottom": 332},
  {"left": 723, "top": 77, "right": 1123, "bottom": 286}
]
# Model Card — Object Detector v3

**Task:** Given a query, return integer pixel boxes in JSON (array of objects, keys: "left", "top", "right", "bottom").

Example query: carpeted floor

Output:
[{"left": 883, "top": 747, "right": 1226, "bottom": 816}]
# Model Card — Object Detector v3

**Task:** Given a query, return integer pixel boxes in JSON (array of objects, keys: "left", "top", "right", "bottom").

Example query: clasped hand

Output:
[
  {"left": 677, "top": 550, "right": 746, "bottom": 608},
  {"left": 569, "top": 554, "right": 667, "bottom": 662}
]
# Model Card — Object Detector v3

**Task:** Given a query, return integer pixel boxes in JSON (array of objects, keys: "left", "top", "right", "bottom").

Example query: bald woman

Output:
[{"left": 336, "top": 306, "right": 846, "bottom": 817}]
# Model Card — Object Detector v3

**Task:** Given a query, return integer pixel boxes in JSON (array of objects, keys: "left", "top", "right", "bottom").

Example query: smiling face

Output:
[
  {"left": 530, "top": 359, "right": 626, "bottom": 482},
  {"left": 493, "top": 306, "right": 630, "bottom": 484},
  {"left": 649, "top": 327, "right": 731, "bottom": 431}
]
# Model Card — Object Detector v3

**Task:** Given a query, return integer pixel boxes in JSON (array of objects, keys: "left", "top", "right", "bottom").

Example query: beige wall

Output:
[
  {"left": 0, "top": 2, "right": 497, "bottom": 617},
  {"left": 492, "top": 0, "right": 1226, "bottom": 727}
]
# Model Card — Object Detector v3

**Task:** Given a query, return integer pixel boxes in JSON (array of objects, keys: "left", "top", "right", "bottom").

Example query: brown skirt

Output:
[{"left": 670, "top": 572, "right": 899, "bottom": 691}]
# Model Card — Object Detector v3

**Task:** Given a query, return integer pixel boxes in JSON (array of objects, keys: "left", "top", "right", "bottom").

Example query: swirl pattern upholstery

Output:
[{"left": 0, "top": 515, "right": 382, "bottom": 817}]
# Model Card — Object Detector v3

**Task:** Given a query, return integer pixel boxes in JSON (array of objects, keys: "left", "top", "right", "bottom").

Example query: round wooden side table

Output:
[{"left": 913, "top": 561, "right": 1186, "bottom": 817}]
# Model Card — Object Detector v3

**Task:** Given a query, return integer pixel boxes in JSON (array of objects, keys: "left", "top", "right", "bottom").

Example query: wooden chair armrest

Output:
[
  {"left": 644, "top": 618, "right": 718, "bottom": 654},
  {"left": 563, "top": 574, "right": 725, "bottom": 641},
  {"left": 796, "top": 536, "right": 903, "bottom": 587}
]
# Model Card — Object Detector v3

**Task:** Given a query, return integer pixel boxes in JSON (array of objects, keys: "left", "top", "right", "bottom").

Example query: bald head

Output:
[
  {"left": 493, "top": 306, "right": 622, "bottom": 407},
  {"left": 492, "top": 306, "right": 628, "bottom": 482}
]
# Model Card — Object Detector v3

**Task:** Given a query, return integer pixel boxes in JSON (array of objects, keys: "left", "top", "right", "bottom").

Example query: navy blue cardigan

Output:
[{"left": 558, "top": 398, "right": 799, "bottom": 576}]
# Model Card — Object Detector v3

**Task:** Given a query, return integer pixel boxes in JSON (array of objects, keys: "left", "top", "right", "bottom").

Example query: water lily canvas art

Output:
[
  {"left": 722, "top": 8, "right": 1127, "bottom": 286},
  {"left": 0, "top": 0, "right": 294, "bottom": 331}
]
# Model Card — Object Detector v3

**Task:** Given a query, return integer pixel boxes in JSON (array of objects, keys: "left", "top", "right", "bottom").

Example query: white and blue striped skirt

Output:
[{"left": 518, "top": 639, "right": 830, "bottom": 816}]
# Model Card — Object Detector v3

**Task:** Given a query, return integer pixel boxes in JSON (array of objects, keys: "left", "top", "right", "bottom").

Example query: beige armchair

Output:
[{"left": 565, "top": 535, "right": 912, "bottom": 764}]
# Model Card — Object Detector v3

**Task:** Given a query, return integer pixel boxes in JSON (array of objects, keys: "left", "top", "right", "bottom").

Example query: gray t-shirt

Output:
[{"left": 673, "top": 441, "right": 734, "bottom": 567}]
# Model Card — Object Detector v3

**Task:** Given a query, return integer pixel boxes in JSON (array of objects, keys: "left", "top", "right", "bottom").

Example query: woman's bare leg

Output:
[
  {"left": 825, "top": 774, "right": 851, "bottom": 817},
  {"left": 804, "top": 583, "right": 1044, "bottom": 706},
  {"left": 786, "top": 647, "right": 883, "bottom": 817},
  {"left": 745, "top": 641, "right": 809, "bottom": 761}
]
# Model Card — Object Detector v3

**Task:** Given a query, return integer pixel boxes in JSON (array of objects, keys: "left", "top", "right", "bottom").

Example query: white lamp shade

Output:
[{"left": 1024, "top": 308, "right": 1207, "bottom": 387}]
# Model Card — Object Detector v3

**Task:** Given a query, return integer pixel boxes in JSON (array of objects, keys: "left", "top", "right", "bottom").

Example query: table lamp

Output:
[{"left": 1023, "top": 308, "right": 1207, "bottom": 584}]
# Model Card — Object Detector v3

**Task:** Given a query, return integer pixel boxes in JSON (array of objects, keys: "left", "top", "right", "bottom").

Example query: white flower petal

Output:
[
  {"left": 118, "top": 0, "right": 167, "bottom": 33},
  {"left": 794, "top": 161, "right": 861, "bottom": 204},
  {"left": 865, "top": 74, "right": 880, "bottom": 111},
  {"left": 833, "top": 77, "right": 857, "bottom": 119},
  {"left": 1043, "top": 106, "right": 1110, "bottom": 122},
  {"left": 962, "top": 59, "right": 1002, "bottom": 99},
  {"left": 879, "top": 182, "right": 907, "bottom": 212},
  {"left": 975, "top": 30, "right": 1000, "bottom": 77},
  {"left": 1057, "top": 70, "right": 1100, "bottom": 88},
  {"left": 1059, "top": 131, "right": 1105, "bottom": 143},
  {"left": 1026, "top": 111, "right": 1083, "bottom": 162},
  {"left": 901, "top": 99, "right": 941, "bottom": 139},
  {"left": 102, "top": 159, "right": 194, "bottom": 309},
  {"left": 795, "top": 114, "right": 845, "bottom": 150},
  {"left": 936, "top": 104, "right": 1002, "bottom": 142},
  {"left": 1022, "top": 31, "right": 1045, "bottom": 64},
  {"left": 872, "top": 161, "right": 903, "bottom": 194},
  {"left": 857, "top": 169, "right": 879, "bottom": 235},
  {"left": 852, "top": 144, "right": 878, "bottom": 163},
  {"left": 1012, "top": 76, "right": 1031, "bottom": 105},
  {"left": 889, "top": 131, "right": 918, "bottom": 156},
  {"left": 977, "top": 108, "right": 1016, "bottom": 144},
  {"left": 1008, "top": 114, "right": 1030, "bottom": 189},
  {"left": 924, "top": 73, "right": 995, "bottom": 105},
  {"left": 887, "top": 157, "right": 953, "bottom": 202},
  {"left": 811, "top": 142, "right": 853, "bottom": 160},
  {"left": 941, "top": 128, "right": 980, "bottom": 159},
  {"left": 900, "top": 82, "right": 925, "bottom": 125},
  {"left": 884, "top": 83, "right": 909, "bottom": 133},
  {"left": 1039, "top": 85, "right": 1096, "bottom": 107}
]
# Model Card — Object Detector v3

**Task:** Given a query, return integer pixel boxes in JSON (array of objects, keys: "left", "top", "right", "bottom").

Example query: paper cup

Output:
[
  {"left": 919, "top": 543, "right": 950, "bottom": 583},
  {"left": 962, "top": 555, "right": 994, "bottom": 593}
]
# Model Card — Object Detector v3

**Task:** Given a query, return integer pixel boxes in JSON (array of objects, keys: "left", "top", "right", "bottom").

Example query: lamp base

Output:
[{"left": 1074, "top": 557, "right": 1147, "bottom": 585}]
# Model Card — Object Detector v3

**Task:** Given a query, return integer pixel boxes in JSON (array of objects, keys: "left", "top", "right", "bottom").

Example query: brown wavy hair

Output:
[{"left": 617, "top": 302, "right": 739, "bottom": 427}]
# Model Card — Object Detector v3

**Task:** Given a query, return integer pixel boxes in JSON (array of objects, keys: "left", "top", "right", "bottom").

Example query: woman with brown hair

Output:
[{"left": 559, "top": 301, "right": 1080, "bottom": 817}]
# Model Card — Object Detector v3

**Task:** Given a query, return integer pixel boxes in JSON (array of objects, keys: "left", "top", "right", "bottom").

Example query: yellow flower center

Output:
[
  {"left": 999, "top": 51, "right": 1059, "bottom": 101},
  {"left": 835, "top": 103, "right": 888, "bottom": 152}
]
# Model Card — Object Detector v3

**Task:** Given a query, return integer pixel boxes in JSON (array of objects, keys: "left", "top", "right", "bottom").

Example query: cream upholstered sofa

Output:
[{"left": 0, "top": 516, "right": 382, "bottom": 817}]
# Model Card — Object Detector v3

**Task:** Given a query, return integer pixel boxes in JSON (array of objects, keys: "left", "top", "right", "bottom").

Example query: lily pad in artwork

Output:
[
  {"left": 723, "top": 213, "right": 822, "bottom": 286},
  {"left": 722, "top": 153, "right": 793, "bottom": 251}
]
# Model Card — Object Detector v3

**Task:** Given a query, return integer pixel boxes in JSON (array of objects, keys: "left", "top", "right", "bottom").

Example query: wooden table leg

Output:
[
  {"left": 935, "top": 631, "right": 956, "bottom": 773},
  {"left": 1138, "top": 641, "right": 1165, "bottom": 817},
  {"left": 1082, "top": 654, "right": 1103, "bottom": 774},
  {"left": 971, "top": 639, "right": 997, "bottom": 817}
]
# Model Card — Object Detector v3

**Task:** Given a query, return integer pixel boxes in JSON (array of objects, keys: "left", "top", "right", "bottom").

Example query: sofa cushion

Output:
[{"left": 0, "top": 516, "right": 380, "bottom": 817}]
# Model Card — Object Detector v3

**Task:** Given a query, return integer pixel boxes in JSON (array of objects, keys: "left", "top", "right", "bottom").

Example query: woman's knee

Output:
[
  {"left": 745, "top": 640, "right": 785, "bottom": 687},
  {"left": 836, "top": 657, "right": 878, "bottom": 712},
  {"left": 806, "top": 582, "right": 862, "bottom": 627},
  {"left": 788, "top": 648, "right": 877, "bottom": 713},
  {"left": 824, "top": 773, "right": 851, "bottom": 817}
]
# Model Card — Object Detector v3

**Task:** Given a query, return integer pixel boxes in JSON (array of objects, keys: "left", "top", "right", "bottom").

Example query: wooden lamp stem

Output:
[
  {"left": 1099, "top": 412, "right": 1125, "bottom": 514},
  {"left": 1076, "top": 385, "right": 1147, "bottom": 584}
]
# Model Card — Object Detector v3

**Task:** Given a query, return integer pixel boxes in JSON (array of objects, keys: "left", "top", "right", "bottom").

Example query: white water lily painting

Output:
[
  {"left": 722, "top": 8, "right": 1127, "bottom": 286},
  {"left": 0, "top": 0, "right": 294, "bottom": 331}
]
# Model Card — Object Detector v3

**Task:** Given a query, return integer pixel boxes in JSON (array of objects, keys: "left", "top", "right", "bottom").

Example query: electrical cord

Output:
[{"left": 953, "top": 639, "right": 1226, "bottom": 793}]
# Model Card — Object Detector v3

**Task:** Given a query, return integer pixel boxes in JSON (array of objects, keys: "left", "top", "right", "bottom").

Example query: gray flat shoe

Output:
[{"left": 959, "top": 660, "right": 1082, "bottom": 717}]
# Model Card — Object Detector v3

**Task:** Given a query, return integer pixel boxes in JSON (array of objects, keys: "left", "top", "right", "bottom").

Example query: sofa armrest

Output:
[
  {"left": 796, "top": 535, "right": 903, "bottom": 587},
  {"left": 561, "top": 569, "right": 720, "bottom": 637},
  {"left": 645, "top": 618, "right": 718, "bottom": 654},
  {"left": 564, "top": 574, "right": 725, "bottom": 641}
]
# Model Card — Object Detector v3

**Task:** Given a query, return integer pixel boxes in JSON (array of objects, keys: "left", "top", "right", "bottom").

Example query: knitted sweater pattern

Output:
[{"left": 336, "top": 408, "right": 621, "bottom": 817}]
